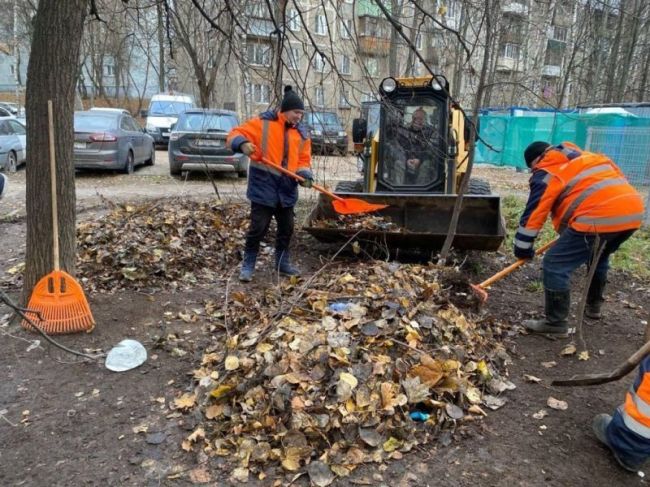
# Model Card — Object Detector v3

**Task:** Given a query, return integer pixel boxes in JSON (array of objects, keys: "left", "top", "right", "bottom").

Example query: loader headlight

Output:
[
  {"left": 380, "top": 77, "right": 397, "bottom": 93},
  {"left": 430, "top": 77, "right": 443, "bottom": 90}
]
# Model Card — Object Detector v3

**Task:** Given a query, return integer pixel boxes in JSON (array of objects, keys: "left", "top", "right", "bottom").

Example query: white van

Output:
[{"left": 142, "top": 93, "right": 195, "bottom": 145}]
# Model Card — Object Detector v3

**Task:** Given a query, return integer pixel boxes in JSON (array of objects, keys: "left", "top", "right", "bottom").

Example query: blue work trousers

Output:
[{"left": 542, "top": 228, "right": 636, "bottom": 291}]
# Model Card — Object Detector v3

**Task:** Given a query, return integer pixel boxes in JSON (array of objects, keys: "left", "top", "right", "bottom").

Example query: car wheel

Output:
[
  {"left": 123, "top": 151, "right": 135, "bottom": 175},
  {"left": 6, "top": 151, "right": 17, "bottom": 173},
  {"left": 170, "top": 161, "right": 182, "bottom": 177},
  {"left": 144, "top": 145, "right": 155, "bottom": 166}
]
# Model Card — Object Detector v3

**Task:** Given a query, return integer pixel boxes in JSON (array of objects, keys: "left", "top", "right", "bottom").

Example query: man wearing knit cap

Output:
[
  {"left": 514, "top": 141, "right": 643, "bottom": 333},
  {"left": 227, "top": 86, "right": 313, "bottom": 282}
]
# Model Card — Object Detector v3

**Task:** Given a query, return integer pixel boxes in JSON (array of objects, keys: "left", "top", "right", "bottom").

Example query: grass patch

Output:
[{"left": 501, "top": 194, "right": 650, "bottom": 280}]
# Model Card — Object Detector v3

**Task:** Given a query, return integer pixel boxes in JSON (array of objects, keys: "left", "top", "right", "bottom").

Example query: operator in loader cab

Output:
[
  {"left": 514, "top": 141, "right": 643, "bottom": 334},
  {"left": 227, "top": 86, "right": 313, "bottom": 282}
]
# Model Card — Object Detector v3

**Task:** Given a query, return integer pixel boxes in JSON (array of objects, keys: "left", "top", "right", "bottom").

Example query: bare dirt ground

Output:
[{"left": 1, "top": 155, "right": 647, "bottom": 486}]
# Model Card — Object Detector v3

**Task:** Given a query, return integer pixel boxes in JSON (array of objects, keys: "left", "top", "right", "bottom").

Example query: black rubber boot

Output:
[
  {"left": 275, "top": 250, "right": 300, "bottom": 277},
  {"left": 239, "top": 251, "right": 258, "bottom": 282},
  {"left": 585, "top": 276, "right": 606, "bottom": 320},
  {"left": 524, "top": 288, "right": 570, "bottom": 334}
]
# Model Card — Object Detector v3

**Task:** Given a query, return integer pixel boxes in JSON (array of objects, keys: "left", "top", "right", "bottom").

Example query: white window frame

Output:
[
  {"left": 288, "top": 47, "right": 301, "bottom": 71},
  {"left": 287, "top": 9, "right": 301, "bottom": 32},
  {"left": 415, "top": 33, "right": 423, "bottom": 50},
  {"left": 365, "top": 57, "right": 379, "bottom": 77},
  {"left": 340, "top": 19, "right": 352, "bottom": 39},
  {"left": 315, "top": 86, "right": 325, "bottom": 107},
  {"left": 313, "top": 53, "right": 327, "bottom": 72},
  {"left": 247, "top": 43, "right": 271, "bottom": 66},
  {"left": 339, "top": 89, "right": 351, "bottom": 108},
  {"left": 551, "top": 25, "right": 568, "bottom": 43},
  {"left": 104, "top": 64, "right": 115, "bottom": 76},
  {"left": 340, "top": 55, "right": 351, "bottom": 75},
  {"left": 315, "top": 13, "right": 327, "bottom": 36},
  {"left": 500, "top": 43, "right": 520, "bottom": 60},
  {"left": 247, "top": 83, "right": 270, "bottom": 104}
]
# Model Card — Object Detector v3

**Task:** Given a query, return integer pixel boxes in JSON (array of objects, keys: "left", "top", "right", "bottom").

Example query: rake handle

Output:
[
  {"left": 260, "top": 157, "right": 344, "bottom": 202},
  {"left": 48, "top": 100, "right": 60, "bottom": 272},
  {"left": 478, "top": 238, "right": 557, "bottom": 289}
]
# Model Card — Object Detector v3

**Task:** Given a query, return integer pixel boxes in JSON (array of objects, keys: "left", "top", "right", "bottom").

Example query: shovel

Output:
[
  {"left": 260, "top": 157, "right": 387, "bottom": 215},
  {"left": 471, "top": 238, "right": 558, "bottom": 302}
]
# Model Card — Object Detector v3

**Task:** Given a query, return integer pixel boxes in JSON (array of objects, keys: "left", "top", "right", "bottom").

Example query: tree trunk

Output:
[
  {"left": 23, "top": 0, "right": 88, "bottom": 303},
  {"left": 157, "top": 0, "right": 166, "bottom": 92},
  {"left": 604, "top": 0, "right": 625, "bottom": 102}
]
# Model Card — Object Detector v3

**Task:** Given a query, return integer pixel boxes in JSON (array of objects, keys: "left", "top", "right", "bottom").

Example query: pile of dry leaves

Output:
[
  {"left": 311, "top": 214, "right": 402, "bottom": 232},
  {"left": 176, "top": 261, "right": 514, "bottom": 484},
  {"left": 75, "top": 200, "right": 249, "bottom": 291}
]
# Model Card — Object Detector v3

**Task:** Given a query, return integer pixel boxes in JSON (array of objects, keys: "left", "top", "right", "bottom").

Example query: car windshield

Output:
[
  {"left": 175, "top": 113, "right": 238, "bottom": 132},
  {"left": 74, "top": 114, "right": 117, "bottom": 131},
  {"left": 149, "top": 101, "right": 193, "bottom": 116},
  {"left": 306, "top": 112, "right": 340, "bottom": 126}
]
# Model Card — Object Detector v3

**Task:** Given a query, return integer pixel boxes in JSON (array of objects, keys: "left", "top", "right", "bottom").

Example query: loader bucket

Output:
[{"left": 303, "top": 192, "right": 505, "bottom": 252}]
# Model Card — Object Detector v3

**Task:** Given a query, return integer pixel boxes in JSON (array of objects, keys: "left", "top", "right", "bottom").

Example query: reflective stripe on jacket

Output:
[
  {"left": 514, "top": 142, "right": 643, "bottom": 253},
  {"left": 607, "top": 355, "right": 650, "bottom": 466},
  {"left": 227, "top": 110, "right": 312, "bottom": 208}
]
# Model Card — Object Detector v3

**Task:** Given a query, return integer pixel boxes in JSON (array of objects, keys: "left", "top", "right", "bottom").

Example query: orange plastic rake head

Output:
[{"left": 22, "top": 270, "right": 95, "bottom": 334}]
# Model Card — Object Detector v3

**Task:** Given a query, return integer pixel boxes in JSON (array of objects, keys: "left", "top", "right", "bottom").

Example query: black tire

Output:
[
  {"left": 170, "top": 161, "right": 182, "bottom": 176},
  {"left": 335, "top": 180, "right": 363, "bottom": 193},
  {"left": 6, "top": 151, "right": 17, "bottom": 173},
  {"left": 123, "top": 150, "right": 135, "bottom": 174},
  {"left": 144, "top": 145, "right": 155, "bottom": 166},
  {"left": 467, "top": 178, "right": 491, "bottom": 195}
]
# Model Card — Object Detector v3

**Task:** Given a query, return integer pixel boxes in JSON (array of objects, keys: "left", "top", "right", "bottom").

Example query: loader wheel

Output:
[
  {"left": 467, "top": 178, "right": 491, "bottom": 195},
  {"left": 335, "top": 180, "right": 363, "bottom": 193}
]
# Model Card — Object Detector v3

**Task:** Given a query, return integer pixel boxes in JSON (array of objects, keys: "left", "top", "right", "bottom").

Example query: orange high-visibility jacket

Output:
[
  {"left": 227, "top": 110, "right": 312, "bottom": 207},
  {"left": 514, "top": 142, "right": 644, "bottom": 253}
]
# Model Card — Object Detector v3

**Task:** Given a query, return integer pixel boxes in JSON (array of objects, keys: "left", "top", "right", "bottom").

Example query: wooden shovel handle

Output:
[
  {"left": 48, "top": 100, "right": 60, "bottom": 271},
  {"left": 478, "top": 238, "right": 557, "bottom": 289},
  {"left": 260, "top": 157, "right": 344, "bottom": 202}
]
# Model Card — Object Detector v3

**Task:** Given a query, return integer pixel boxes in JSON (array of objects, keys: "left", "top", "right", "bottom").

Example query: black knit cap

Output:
[
  {"left": 524, "top": 141, "right": 551, "bottom": 167},
  {"left": 280, "top": 85, "right": 304, "bottom": 112}
]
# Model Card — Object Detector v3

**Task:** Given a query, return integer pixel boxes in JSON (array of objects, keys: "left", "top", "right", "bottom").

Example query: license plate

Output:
[
  {"left": 196, "top": 139, "right": 222, "bottom": 147},
  {"left": 162, "top": 132, "right": 170, "bottom": 137},
  {"left": 74, "top": 141, "right": 86, "bottom": 149}
]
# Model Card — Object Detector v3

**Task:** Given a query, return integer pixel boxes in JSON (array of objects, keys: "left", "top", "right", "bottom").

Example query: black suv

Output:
[{"left": 303, "top": 111, "right": 348, "bottom": 155}]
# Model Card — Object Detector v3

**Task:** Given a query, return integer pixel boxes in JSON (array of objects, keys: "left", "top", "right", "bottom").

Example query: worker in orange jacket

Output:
[
  {"left": 514, "top": 141, "right": 644, "bottom": 333},
  {"left": 593, "top": 354, "right": 650, "bottom": 472},
  {"left": 227, "top": 86, "right": 313, "bottom": 282}
]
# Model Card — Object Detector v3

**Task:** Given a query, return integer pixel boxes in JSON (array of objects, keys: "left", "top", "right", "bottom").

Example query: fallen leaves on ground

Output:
[{"left": 173, "top": 258, "right": 514, "bottom": 482}]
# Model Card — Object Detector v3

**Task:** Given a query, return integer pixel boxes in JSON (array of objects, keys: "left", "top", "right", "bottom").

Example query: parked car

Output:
[
  {"left": 89, "top": 107, "right": 131, "bottom": 115},
  {"left": 303, "top": 110, "right": 349, "bottom": 155},
  {"left": 168, "top": 109, "right": 247, "bottom": 177},
  {"left": 0, "top": 102, "right": 23, "bottom": 117},
  {"left": 141, "top": 92, "right": 195, "bottom": 146},
  {"left": 73, "top": 110, "right": 155, "bottom": 174},
  {"left": 0, "top": 106, "right": 14, "bottom": 118},
  {"left": 0, "top": 117, "right": 27, "bottom": 173}
]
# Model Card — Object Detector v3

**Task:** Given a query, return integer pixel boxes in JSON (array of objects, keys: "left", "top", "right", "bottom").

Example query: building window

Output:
[
  {"left": 315, "top": 86, "right": 325, "bottom": 107},
  {"left": 500, "top": 43, "right": 520, "bottom": 60},
  {"left": 340, "top": 55, "right": 351, "bottom": 75},
  {"left": 313, "top": 53, "right": 327, "bottom": 72},
  {"left": 361, "top": 92, "right": 375, "bottom": 102},
  {"left": 288, "top": 47, "right": 300, "bottom": 70},
  {"left": 246, "top": 3, "right": 268, "bottom": 19},
  {"left": 340, "top": 19, "right": 353, "bottom": 39},
  {"left": 247, "top": 83, "right": 270, "bottom": 104},
  {"left": 9, "top": 65, "right": 15, "bottom": 76},
  {"left": 360, "top": 16, "right": 384, "bottom": 38},
  {"left": 315, "top": 13, "right": 327, "bottom": 35},
  {"left": 339, "top": 89, "right": 351, "bottom": 108},
  {"left": 443, "top": 0, "right": 460, "bottom": 20},
  {"left": 287, "top": 9, "right": 301, "bottom": 31},
  {"left": 545, "top": 39, "right": 565, "bottom": 66},
  {"left": 104, "top": 64, "right": 115, "bottom": 76},
  {"left": 364, "top": 57, "right": 379, "bottom": 77},
  {"left": 247, "top": 43, "right": 271, "bottom": 66},
  {"left": 551, "top": 25, "right": 568, "bottom": 43}
]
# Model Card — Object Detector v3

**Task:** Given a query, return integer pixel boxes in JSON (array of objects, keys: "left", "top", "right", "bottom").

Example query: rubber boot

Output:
[
  {"left": 585, "top": 276, "right": 606, "bottom": 320},
  {"left": 275, "top": 250, "right": 300, "bottom": 277},
  {"left": 238, "top": 251, "right": 257, "bottom": 282},
  {"left": 523, "top": 288, "right": 570, "bottom": 334}
]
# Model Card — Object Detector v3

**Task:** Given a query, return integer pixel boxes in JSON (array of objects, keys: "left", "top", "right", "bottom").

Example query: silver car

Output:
[
  {"left": 73, "top": 110, "right": 155, "bottom": 174},
  {"left": 0, "top": 116, "right": 27, "bottom": 173}
]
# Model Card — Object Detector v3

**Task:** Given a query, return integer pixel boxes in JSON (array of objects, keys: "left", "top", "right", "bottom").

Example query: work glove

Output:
[
  {"left": 241, "top": 142, "right": 256, "bottom": 156},
  {"left": 297, "top": 169, "right": 314, "bottom": 188},
  {"left": 514, "top": 245, "right": 535, "bottom": 260}
]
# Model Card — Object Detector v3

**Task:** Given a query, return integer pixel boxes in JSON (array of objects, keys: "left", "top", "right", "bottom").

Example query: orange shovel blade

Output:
[{"left": 332, "top": 198, "right": 388, "bottom": 215}]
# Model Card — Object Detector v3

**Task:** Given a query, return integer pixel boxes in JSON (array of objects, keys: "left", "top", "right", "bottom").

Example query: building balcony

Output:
[
  {"left": 502, "top": 1, "right": 528, "bottom": 16},
  {"left": 496, "top": 56, "right": 523, "bottom": 72},
  {"left": 246, "top": 19, "right": 275, "bottom": 39},
  {"left": 542, "top": 65, "right": 561, "bottom": 77},
  {"left": 358, "top": 36, "right": 391, "bottom": 56}
]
